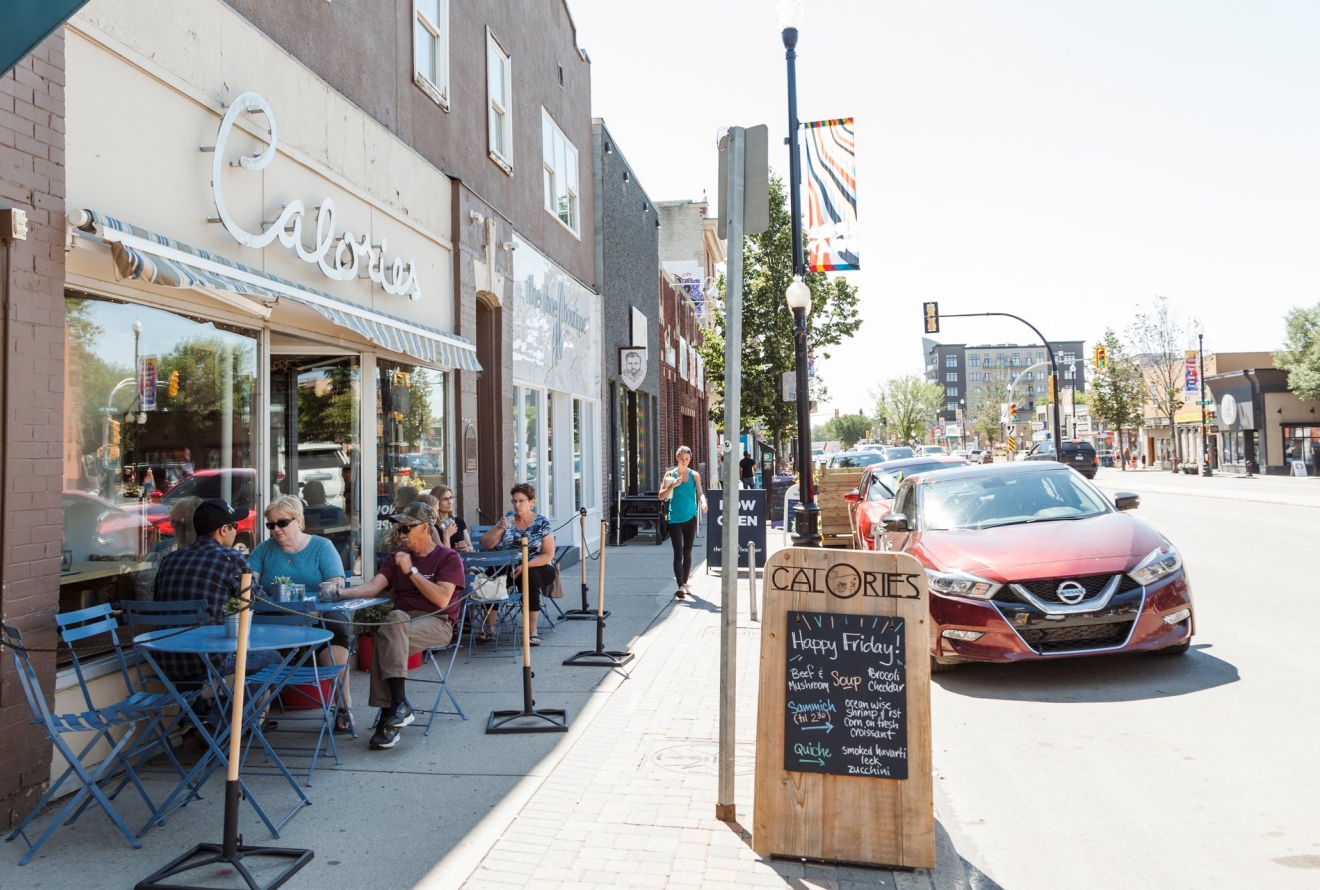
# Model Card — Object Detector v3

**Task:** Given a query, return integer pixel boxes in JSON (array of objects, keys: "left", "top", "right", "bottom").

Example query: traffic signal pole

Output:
[{"left": 926, "top": 309, "right": 1065, "bottom": 463}]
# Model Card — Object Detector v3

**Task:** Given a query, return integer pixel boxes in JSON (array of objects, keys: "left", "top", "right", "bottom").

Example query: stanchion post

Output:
[
  {"left": 566, "top": 508, "right": 607, "bottom": 620},
  {"left": 136, "top": 573, "right": 313, "bottom": 890},
  {"left": 487, "top": 538, "right": 568, "bottom": 733},
  {"left": 749, "top": 541, "right": 759, "bottom": 623},
  {"left": 564, "top": 520, "right": 633, "bottom": 667}
]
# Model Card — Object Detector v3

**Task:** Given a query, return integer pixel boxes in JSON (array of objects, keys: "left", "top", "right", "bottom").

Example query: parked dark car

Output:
[
  {"left": 879, "top": 462, "right": 1193, "bottom": 671},
  {"left": 1026, "top": 439, "right": 1098, "bottom": 479}
]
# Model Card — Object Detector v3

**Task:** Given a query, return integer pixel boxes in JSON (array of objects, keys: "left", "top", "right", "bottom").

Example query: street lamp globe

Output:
[
  {"left": 777, "top": 0, "right": 805, "bottom": 33},
  {"left": 785, "top": 274, "right": 811, "bottom": 313},
  {"left": 132, "top": 319, "right": 143, "bottom": 337}
]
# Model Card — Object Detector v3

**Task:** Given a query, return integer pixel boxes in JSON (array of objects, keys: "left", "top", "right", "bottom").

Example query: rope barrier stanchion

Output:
[
  {"left": 563, "top": 520, "right": 633, "bottom": 668},
  {"left": 487, "top": 536, "right": 569, "bottom": 734},
  {"left": 748, "top": 541, "right": 759, "bottom": 623},
  {"left": 136, "top": 573, "right": 312, "bottom": 890},
  {"left": 564, "top": 507, "right": 608, "bottom": 621}
]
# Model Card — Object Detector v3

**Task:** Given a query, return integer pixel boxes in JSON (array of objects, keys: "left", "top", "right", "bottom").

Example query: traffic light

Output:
[
  {"left": 168, "top": 369, "right": 179, "bottom": 398},
  {"left": 1048, "top": 376, "right": 1056, "bottom": 401},
  {"left": 923, "top": 302, "right": 940, "bottom": 334},
  {"left": 1009, "top": 403, "right": 1017, "bottom": 422},
  {"left": 108, "top": 419, "right": 121, "bottom": 446},
  {"left": 1094, "top": 345, "right": 1107, "bottom": 370}
]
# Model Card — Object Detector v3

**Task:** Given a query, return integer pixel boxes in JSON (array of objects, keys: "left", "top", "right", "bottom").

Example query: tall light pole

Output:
[
  {"left": 780, "top": 0, "right": 818, "bottom": 547},
  {"left": 1198, "top": 330, "right": 1211, "bottom": 476}
]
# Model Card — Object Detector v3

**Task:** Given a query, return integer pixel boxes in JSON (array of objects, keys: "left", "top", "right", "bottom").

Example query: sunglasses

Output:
[
  {"left": 265, "top": 518, "right": 296, "bottom": 530},
  {"left": 397, "top": 522, "right": 424, "bottom": 533}
]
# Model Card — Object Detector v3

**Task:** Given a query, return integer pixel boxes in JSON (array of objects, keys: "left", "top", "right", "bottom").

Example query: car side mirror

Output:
[
  {"left": 1114, "top": 492, "right": 1140, "bottom": 512},
  {"left": 882, "top": 514, "right": 909, "bottom": 533},
  {"left": 843, "top": 489, "right": 860, "bottom": 503}
]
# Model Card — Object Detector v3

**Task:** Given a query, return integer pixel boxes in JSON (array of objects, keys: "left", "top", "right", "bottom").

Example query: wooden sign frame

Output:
[{"left": 753, "top": 547, "right": 934, "bottom": 869}]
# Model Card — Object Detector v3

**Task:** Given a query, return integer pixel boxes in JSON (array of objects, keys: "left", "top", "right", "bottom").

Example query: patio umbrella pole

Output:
[
  {"left": 565, "top": 508, "right": 609, "bottom": 620},
  {"left": 137, "top": 574, "right": 313, "bottom": 890},
  {"left": 487, "top": 537, "right": 569, "bottom": 733},
  {"left": 563, "top": 520, "right": 634, "bottom": 667}
]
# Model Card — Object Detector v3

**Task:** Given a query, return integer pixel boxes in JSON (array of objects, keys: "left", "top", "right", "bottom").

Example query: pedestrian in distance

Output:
[
  {"left": 659, "top": 446, "right": 708, "bottom": 599},
  {"left": 739, "top": 451, "right": 756, "bottom": 489}
]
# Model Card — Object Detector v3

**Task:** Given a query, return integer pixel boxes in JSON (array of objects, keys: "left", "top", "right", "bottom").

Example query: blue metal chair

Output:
[
  {"left": 415, "top": 594, "right": 471, "bottom": 734},
  {"left": 2, "top": 621, "right": 170, "bottom": 865},
  {"left": 118, "top": 599, "right": 212, "bottom": 740}
]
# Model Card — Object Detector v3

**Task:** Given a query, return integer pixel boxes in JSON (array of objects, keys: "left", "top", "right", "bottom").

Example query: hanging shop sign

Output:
[{"left": 211, "top": 91, "right": 421, "bottom": 300}]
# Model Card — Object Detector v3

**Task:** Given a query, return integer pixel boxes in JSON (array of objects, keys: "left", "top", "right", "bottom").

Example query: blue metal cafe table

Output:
[{"left": 133, "top": 623, "right": 332, "bottom": 838}]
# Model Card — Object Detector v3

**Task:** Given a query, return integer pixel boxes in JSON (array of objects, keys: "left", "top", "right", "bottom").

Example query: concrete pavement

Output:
[
  {"left": 5, "top": 520, "right": 967, "bottom": 889},
  {"left": 1091, "top": 464, "right": 1320, "bottom": 509}
]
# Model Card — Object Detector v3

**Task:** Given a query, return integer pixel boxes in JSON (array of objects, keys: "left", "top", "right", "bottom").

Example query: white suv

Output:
[{"left": 289, "top": 443, "right": 350, "bottom": 509}]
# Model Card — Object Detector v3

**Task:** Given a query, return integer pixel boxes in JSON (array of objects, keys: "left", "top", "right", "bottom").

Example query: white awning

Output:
[{"left": 69, "top": 208, "right": 481, "bottom": 372}]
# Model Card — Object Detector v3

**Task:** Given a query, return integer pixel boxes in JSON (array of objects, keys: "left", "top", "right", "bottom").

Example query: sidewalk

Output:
[
  {"left": 446, "top": 541, "right": 967, "bottom": 890},
  {"left": 4, "top": 531, "right": 967, "bottom": 888},
  {"left": 1091, "top": 464, "right": 1320, "bottom": 509}
]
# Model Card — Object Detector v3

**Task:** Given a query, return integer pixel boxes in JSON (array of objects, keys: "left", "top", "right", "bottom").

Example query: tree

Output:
[
  {"left": 696, "top": 174, "right": 863, "bottom": 459},
  {"left": 1088, "top": 328, "right": 1144, "bottom": 471},
  {"left": 871, "top": 375, "right": 943, "bottom": 444},
  {"left": 1127, "top": 296, "right": 1198, "bottom": 472},
  {"left": 1275, "top": 303, "right": 1320, "bottom": 401},
  {"left": 972, "top": 402, "right": 1001, "bottom": 449},
  {"left": 813, "top": 413, "right": 872, "bottom": 449}
]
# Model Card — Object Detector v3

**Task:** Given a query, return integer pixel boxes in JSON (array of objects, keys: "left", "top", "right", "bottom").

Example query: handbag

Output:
[
  {"left": 548, "top": 563, "right": 565, "bottom": 599},
  {"left": 468, "top": 572, "right": 509, "bottom": 603}
]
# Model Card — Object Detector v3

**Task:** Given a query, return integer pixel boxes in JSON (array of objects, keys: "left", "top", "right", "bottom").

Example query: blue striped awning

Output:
[{"left": 79, "top": 209, "right": 481, "bottom": 372}]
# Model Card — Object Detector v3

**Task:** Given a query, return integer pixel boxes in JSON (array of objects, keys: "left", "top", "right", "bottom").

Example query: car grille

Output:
[
  {"left": 1019, "top": 619, "right": 1135, "bottom": 653},
  {"left": 993, "top": 573, "right": 1141, "bottom": 604}
]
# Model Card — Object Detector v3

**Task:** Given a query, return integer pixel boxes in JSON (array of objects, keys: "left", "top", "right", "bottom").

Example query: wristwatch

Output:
[{"left": 408, "top": 567, "right": 420, "bottom": 577}]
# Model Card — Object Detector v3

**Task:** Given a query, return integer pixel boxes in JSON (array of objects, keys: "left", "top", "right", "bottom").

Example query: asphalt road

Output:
[{"left": 931, "top": 469, "right": 1320, "bottom": 890}]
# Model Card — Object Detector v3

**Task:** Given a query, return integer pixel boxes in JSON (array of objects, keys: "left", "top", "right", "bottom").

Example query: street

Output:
[{"left": 931, "top": 468, "right": 1320, "bottom": 889}]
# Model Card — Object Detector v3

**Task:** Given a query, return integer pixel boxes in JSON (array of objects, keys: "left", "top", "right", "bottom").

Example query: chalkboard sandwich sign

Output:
[{"left": 754, "top": 548, "right": 933, "bottom": 870}]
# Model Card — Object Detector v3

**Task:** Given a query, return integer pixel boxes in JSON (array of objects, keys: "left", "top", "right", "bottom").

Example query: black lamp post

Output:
[
  {"left": 1199, "top": 331, "right": 1211, "bottom": 476},
  {"left": 780, "top": 0, "right": 818, "bottom": 546}
]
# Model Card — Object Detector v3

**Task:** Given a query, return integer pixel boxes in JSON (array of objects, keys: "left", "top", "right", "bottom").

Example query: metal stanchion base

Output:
[
  {"left": 136, "top": 843, "right": 313, "bottom": 890},
  {"left": 563, "top": 608, "right": 610, "bottom": 621},
  {"left": 486, "top": 708, "right": 569, "bottom": 734},
  {"left": 563, "top": 648, "right": 634, "bottom": 667}
]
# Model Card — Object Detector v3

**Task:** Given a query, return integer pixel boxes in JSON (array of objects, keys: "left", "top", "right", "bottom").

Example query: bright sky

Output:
[{"left": 569, "top": 0, "right": 1320, "bottom": 418}]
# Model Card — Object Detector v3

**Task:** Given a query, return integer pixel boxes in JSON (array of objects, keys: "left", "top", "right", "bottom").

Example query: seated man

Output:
[
  {"left": 350, "top": 501, "right": 465, "bottom": 750},
  {"left": 152, "top": 498, "right": 281, "bottom": 682}
]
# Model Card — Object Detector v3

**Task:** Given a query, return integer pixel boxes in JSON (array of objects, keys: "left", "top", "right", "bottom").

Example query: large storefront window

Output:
[
  {"left": 63, "top": 294, "right": 256, "bottom": 660},
  {"left": 270, "top": 353, "right": 361, "bottom": 576},
  {"left": 1221, "top": 431, "right": 1245, "bottom": 466},
  {"left": 1282, "top": 425, "right": 1319, "bottom": 469},
  {"left": 375, "top": 364, "right": 448, "bottom": 570},
  {"left": 513, "top": 385, "right": 543, "bottom": 491}
]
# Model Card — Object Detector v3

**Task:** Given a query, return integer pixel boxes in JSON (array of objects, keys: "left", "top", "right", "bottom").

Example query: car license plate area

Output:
[{"left": 994, "top": 591, "right": 1143, "bottom": 654}]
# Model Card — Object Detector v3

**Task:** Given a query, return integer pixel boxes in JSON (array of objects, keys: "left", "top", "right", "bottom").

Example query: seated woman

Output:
[
  {"left": 249, "top": 495, "right": 368, "bottom": 729},
  {"left": 431, "top": 485, "right": 472, "bottom": 552},
  {"left": 477, "top": 483, "right": 555, "bottom": 646}
]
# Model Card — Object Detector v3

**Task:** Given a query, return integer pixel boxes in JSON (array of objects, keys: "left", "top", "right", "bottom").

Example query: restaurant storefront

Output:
[
  {"left": 43, "top": 14, "right": 477, "bottom": 776},
  {"left": 509, "top": 235, "right": 602, "bottom": 544},
  {"left": 1208, "top": 368, "right": 1319, "bottom": 475}
]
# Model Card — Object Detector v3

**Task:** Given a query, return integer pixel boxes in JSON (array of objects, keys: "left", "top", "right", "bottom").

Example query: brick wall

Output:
[
  {"left": 0, "top": 31, "right": 67, "bottom": 828},
  {"left": 659, "top": 275, "right": 709, "bottom": 481}
]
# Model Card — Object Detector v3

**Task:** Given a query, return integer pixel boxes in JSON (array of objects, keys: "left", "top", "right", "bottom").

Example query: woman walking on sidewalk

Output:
[{"left": 659, "top": 445, "right": 707, "bottom": 599}]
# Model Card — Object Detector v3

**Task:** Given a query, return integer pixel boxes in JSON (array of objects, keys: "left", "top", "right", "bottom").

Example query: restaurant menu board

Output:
[{"left": 784, "top": 609, "right": 907, "bottom": 780}]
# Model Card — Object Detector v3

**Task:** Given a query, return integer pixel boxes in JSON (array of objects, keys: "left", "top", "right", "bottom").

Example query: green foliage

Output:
[
  {"left": 813, "top": 413, "right": 873, "bottom": 449},
  {"left": 1088, "top": 328, "right": 1144, "bottom": 437},
  {"left": 297, "top": 364, "right": 357, "bottom": 444},
  {"left": 402, "top": 369, "right": 434, "bottom": 448},
  {"left": 695, "top": 174, "right": 862, "bottom": 445},
  {"left": 1275, "top": 303, "right": 1320, "bottom": 401},
  {"left": 972, "top": 403, "right": 1002, "bottom": 446},
  {"left": 1127, "top": 295, "right": 1197, "bottom": 467},
  {"left": 355, "top": 602, "right": 395, "bottom": 636},
  {"left": 872, "top": 375, "right": 943, "bottom": 444}
]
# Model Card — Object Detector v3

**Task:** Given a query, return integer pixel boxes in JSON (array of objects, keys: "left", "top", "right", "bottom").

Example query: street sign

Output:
[
  {"left": 781, "top": 371, "right": 796, "bottom": 402},
  {"left": 1030, "top": 421, "right": 1045, "bottom": 431},
  {"left": 1007, "top": 435, "right": 1016, "bottom": 452},
  {"left": 717, "top": 124, "right": 769, "bottom": 238}
]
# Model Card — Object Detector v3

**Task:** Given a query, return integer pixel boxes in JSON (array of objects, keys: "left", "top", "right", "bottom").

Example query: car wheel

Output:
[
  {"left": 1151, "top": 640, "right": 1191, "bottom": 657},
  {"left": 930, "top": 655, "right": 957, "bottom": 674}
]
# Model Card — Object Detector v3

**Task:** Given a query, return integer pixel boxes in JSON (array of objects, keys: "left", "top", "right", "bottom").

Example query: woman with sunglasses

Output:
[
  {"left": 430, "top": 485, "right": 472, "bottom": 552},
  {"left": 658, "top": 445, "right": 707, "bottom": 599},
  {"left": 477, "top": 483, "right": 554, "bottom": 646},
  {"left": 250, "top": 495, "right": 360, "bottom": 727}
]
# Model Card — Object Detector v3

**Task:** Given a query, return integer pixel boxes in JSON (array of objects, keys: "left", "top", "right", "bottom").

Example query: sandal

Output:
[
  {"left": 474, "top": 631, "right": 495, "bottom": 645},
  {"left": 334, "top": 713, "right": 353, "bottom": 734},
  {"left": 529, "top": 634, "right": 541, "bottom": 647}
]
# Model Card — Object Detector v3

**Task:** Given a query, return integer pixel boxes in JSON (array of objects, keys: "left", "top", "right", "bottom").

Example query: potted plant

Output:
[
  {"left": 270, "top": 575, "right": 293, "bottom": 602},
  {"left": 223, "top": 596, "right": 245, "bottom": 638},
  {"left": 354, "top": 602, "right": 419, "bottom": 671},
  {"left": 1179, "top": 462, "right": 1199, "bottom": 475}
]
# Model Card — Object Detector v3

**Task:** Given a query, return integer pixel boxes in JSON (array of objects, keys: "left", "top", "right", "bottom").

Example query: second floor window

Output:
[
  {"left": 543, "top": 111, "right": 580, "bottom": 234},
  {"left": 487, "top": 31, "right": 512, "bottom": 169},
  {"left": 946, "top": 372, "right": 958, "bottom": 382},
  {"left": 413, "top": 0, "right": 449, "bottom": 109},
  {"left": 946, "top": 386, "right": 958, "bottom": 396}
]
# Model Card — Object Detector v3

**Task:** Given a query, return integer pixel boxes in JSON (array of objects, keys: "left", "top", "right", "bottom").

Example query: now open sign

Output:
[{"left": 705, "top": 488, "right": 766, "bottom": 569}]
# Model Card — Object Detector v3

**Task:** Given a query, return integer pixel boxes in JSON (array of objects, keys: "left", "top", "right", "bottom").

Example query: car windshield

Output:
[
  {"left": 866, "top": 471, "right": 899, "bottom": 501},
  {"left": 885, "top": 447, "right": 916, "bottom": 460},
  {"left": 831, "top": 452, "right": 885, "bottom": 468},
  {"left": 918, "top": 469, "right": 1110, "bottom": 531},
  {"left": 162, "top": 472, "right": 254, "bottom": 508}
]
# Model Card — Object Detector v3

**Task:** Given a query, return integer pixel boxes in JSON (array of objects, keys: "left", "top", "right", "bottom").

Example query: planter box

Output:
[{"left": 355, "top": 634, "right": 422, "bottom": 672}]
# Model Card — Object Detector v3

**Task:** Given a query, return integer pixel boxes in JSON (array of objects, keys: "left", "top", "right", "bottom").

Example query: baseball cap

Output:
[
  {"left": 389, "top": 500, "right": 437, "bottom": 526},
  {"left": 193, "top": 498, "right": 250, "bottom": 536}
]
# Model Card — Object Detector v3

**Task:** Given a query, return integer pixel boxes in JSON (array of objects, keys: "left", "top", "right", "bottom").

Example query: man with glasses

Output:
[{"left": 348, "top": 501, "right": 466, "bottom": 750}]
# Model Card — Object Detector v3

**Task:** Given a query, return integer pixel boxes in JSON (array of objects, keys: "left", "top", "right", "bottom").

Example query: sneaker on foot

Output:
[
  {"left": 382, "top": 701, "right": 415, "bottom": 731},
  {"left": 675, "top": 587, "right": 686, "bottom": 599},
  {"left": 368, "top": 723, "right": 399, "bottom": 749}
]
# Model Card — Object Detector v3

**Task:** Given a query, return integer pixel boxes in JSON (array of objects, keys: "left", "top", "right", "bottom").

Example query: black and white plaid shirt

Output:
[{"left": 151, "top": 536, "right": 251, "bottom": 679}]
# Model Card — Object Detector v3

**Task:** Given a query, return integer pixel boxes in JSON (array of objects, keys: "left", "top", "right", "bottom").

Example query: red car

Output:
[
  {"left": 135, "top": 468, "right": 258, "bottom": 552},
  {"left": 845, "top": 456, "right": 969, "bottom": 550},
  {"left": 878, "top": 462, "right": 1193, "bottom": 671}
]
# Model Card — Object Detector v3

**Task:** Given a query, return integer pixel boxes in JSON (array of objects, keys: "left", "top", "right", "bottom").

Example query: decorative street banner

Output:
[
  {"left": 802, "top": 118, "right": 858, "bottom": 272},
  {"left": 1183, "top": 350, "right": 1199, "bottom": 397}
]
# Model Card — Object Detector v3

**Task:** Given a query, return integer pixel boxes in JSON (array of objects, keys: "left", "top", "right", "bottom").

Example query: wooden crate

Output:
[{"left": 815, "top": 466, "right": 865, "bottom": 543}]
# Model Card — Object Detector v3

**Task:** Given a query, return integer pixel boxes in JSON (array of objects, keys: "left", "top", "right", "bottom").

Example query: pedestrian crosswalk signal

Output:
[
  {"left": 1094, "top": 345, "right": 1108, "bottom": 370},
  {"left": 168, "top": 370, "right": 179, "bottom": 398},
  {"left": 923, "top": 302, "right": 939, "bottom": 334}
]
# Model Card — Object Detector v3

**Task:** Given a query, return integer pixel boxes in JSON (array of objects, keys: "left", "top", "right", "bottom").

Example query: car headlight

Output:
[
  {"left": 925, "top": 568, "right": 1001, "bottom": 600},
  {"left": 1129, "top": 545, "right": 1182, "bottom": 586}
]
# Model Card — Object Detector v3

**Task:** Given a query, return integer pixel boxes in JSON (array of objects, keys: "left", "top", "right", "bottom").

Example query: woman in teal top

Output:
[{"left": 658, "top": 446, "right": 708, "bottom": 599}]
